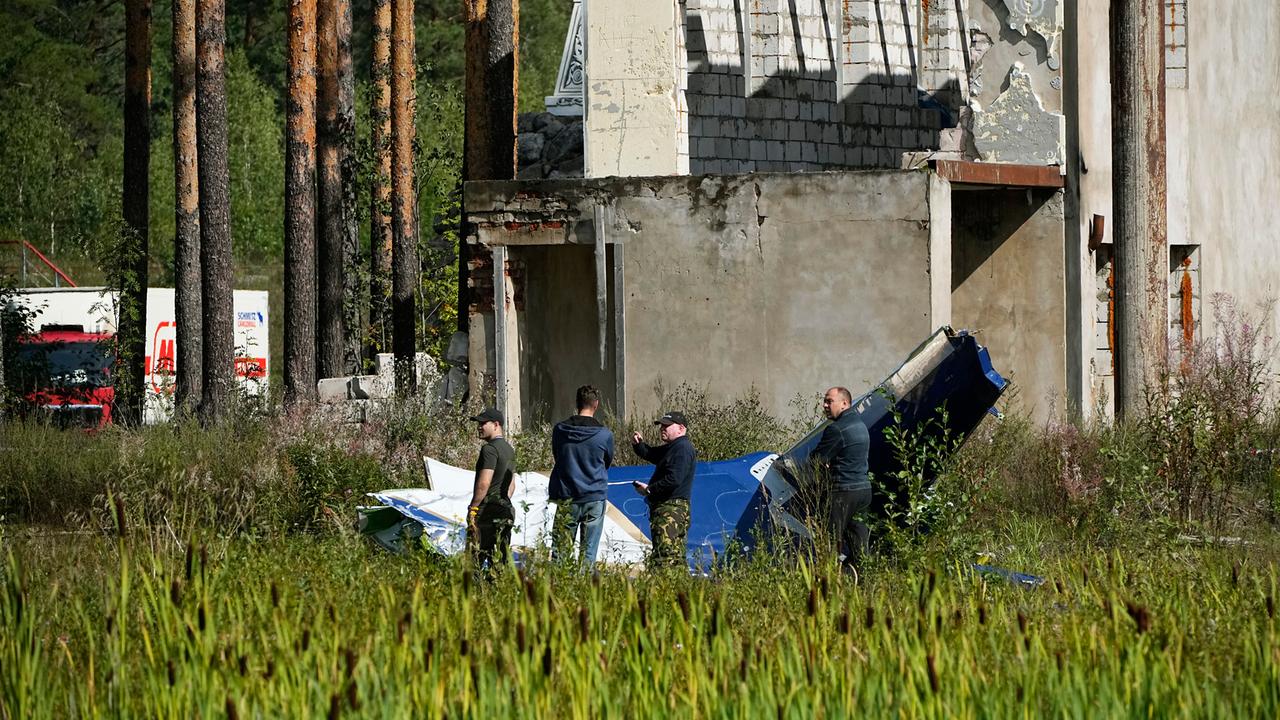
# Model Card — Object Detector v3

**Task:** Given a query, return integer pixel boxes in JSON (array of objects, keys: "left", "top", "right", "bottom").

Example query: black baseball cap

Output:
[
  {"left": 471, "top": 407, "right": 504, "bottom": 425},
  {"left": 654, "top": 411, "right": 689, "bottom": 427}
]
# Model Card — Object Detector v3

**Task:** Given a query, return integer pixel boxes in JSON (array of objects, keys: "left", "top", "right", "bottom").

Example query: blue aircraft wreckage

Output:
[{"left": 358, "top": 327, "right": 1007, "bottom": 569}]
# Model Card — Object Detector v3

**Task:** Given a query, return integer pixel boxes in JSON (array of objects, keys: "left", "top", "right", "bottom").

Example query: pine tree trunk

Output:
[
  {"left": 390, "top": 0, "right": 417, "bottom": 394},
  {"left": 368, "top": 0, "right": 392, "bottom": 361},
  {"left": 284, "top": 0, "right": 318, "bottom": 407},
  {"left": 173, "top": 0, "right": 202, "bottom": 416},
  {"left": 464, "top": 0, "right": 518, "bottom": 181},
  {"left": 196, "top": 0, "right": 234, "bottom": 423},
  {"left": 316, "top": 0, "right": 343, "bottom": 380},
  {"left": 118, "top": 0, "right": 152, "bottom": 426},
  {"left": 337, "top": 0, "right": 360, "bottom": 374},
  {"left": 459, "top": 0, "right": 518, "bottom": 333}
]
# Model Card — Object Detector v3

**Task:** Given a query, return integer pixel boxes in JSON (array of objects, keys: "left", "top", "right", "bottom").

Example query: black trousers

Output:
[
  {"left": 829, "top": 487, "right": 872, "bottom": 566},
  {"left": 474, "top": 511, "right": 513, "bottom": 570}
]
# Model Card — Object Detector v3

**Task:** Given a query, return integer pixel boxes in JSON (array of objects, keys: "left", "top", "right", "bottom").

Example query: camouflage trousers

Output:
[{"left": 647, "top": 499, "right": 690, "bottom": 569}]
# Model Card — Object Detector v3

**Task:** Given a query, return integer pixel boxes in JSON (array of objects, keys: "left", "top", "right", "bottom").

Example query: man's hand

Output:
[
  {"left": 631, "top": 430, "right": 643, "bottom": 445},
  {"left": 633, "top": 481, "right": 649, "bottom": 496}
]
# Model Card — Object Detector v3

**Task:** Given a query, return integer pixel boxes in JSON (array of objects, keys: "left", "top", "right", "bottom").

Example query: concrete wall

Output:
[
  {"left": 465, "top": 170, "right": 951, "bottom": 424},
  {"left": 1072, "top": 1, "right": 1280, "bottom": 418},
  {"left": 1063, "top": 0, "right": 1111, "bottom": 419},
  {"left": 511, "top": 244, "right": 618, "bottom": 424},
  {"left": 618, "top": 171, "right": 944, "bottom": 418},
  {"left": 1191, "top": 2, "right": 1280, "bottom": 345},
  {"left": 951, "top": 188, "right": 1068, "bottom": 420},
  {"left": 583, "top": 0, "right": 686, "bottom": 177}
]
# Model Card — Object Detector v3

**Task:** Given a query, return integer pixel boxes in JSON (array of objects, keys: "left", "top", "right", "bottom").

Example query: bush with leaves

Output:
[{"left": 1138, "top": 295, "right": 1278, "bottom": 531}]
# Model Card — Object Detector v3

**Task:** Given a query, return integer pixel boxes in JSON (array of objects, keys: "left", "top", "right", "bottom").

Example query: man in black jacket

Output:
[
  {"left": 631, "top": 411, "right": 697, "bottom": 569},
  {"left": 548, "top": 385, "right": 615, "bottom": 568},
  {"left": 808, "top": 386, "right": 871, "bottom": 571}
]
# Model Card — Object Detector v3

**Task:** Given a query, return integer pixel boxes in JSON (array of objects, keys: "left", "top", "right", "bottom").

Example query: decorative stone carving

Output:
[{"left": 544, "top": 0, "right": 584, "bottom": 116}]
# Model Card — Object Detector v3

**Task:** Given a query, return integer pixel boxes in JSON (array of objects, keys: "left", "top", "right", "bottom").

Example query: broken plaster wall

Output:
[
  {"left": 584, "top": 0, "right": 1064, "bottom": 177},
  {"left": 964, "top": 0, "right": 1065, "bottom": 165},
  {"left": 464, "top": 170, "right": 953, "bottom": 424}
]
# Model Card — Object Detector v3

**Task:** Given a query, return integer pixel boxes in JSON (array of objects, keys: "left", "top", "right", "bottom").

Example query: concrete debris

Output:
[{"left": 316, "top": 353, "right": 444, "bottom": 422}]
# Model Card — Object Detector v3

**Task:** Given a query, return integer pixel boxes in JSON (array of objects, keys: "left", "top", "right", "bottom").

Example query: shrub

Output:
[
  {"left": 279, "top": 442, "right": 388, "bottom": 533},
  {"left": 1138, "top": 295, "right": 1278, "bottom": 530},
  {"left": 638, "top": 382, "right": 813, "bottom": 461}
]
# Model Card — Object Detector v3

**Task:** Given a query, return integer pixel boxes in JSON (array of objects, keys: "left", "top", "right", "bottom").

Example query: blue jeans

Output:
[{"left": 552, "top": 500, "right": 606, "bottom": 568}]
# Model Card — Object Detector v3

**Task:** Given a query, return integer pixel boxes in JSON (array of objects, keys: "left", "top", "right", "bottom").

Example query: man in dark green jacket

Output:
[
  {"left": 631, "top": 411, "right": 697, "bottom": 569},
  {"left": 809, "top": 387, "right": 871, "bottom": 572}
]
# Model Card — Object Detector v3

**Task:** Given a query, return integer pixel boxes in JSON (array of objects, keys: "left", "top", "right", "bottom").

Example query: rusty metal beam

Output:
[{"left": 932, "top": 160, "right": 1065, "bottom": 189}]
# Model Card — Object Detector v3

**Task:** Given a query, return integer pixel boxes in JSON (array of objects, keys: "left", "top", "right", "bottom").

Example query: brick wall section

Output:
[
  {"left": 839, "top": 0, "right": 941, "bottom": 168},
  {"left": 918, "top": 0, "right": 967, "bottom": 116},
  {"left": 1092, "top": 245, "right": 1200, "bottom": 381},
  {"left": 683, "top": 0, "right": 951, "bottom": 173}
]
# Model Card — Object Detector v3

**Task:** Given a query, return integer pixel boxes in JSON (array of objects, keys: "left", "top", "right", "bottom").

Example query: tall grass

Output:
[
  {"left": 3, "top": 533, "right": 1279, "bottom": 717},
  {"left": 944, "top": 296, "right": 1280, "bottom": 543},
  {"left": 0, "top": 384, "right": 823, "bottom": 540},
  {"left": 5, "top": 310, "right": 1280, "bottom": 715}
]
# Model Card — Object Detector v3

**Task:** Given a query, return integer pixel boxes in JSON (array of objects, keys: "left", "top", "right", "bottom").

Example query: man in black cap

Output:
[
  {"left": 631, "top": 411, "right": 697, "bottom": 569},
  {"left": 467, "top": 407, "right": 517, "bottom": 570}
]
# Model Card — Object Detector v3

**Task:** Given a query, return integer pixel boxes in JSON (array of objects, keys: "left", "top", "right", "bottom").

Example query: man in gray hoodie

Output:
[{"left": 548, "top": 385, "right": 616, "bottom": 568}]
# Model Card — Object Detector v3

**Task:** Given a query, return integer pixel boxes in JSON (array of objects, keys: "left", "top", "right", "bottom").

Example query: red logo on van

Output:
[{"left": 148, "top": 321, "right": 177, "bottom": 393}]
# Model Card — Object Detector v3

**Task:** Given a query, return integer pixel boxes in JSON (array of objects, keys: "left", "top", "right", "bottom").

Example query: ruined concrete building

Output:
[{"left": 466, "top": 0, "right": 1280, "bottom": 429}]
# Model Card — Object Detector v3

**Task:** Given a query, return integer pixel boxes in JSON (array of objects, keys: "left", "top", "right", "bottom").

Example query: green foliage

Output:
[
  {"left": 1137, "top": 296, "right": 1279, "bottom": 530},
  {"left": 280, "top": 442, "right": 388, "bottom": 533},
  {"left": 226, "top": 50, "right": 287, "bottom": 261},
  {"left": 0, "top": 90, "right": 122, "bottom": 262},
  {"left": 0, "top": 0, "right": 124, "bottom": 267},
  {"left": 1, "top": 0, "right": 574, "bottom": 362},
  {"left": 414, "top": 74, "right": 464, "bottom": 359},
  {"left": 878, "top": 404, "right": 969, "bottom": 557},
  {"left": 0, "top": 283, "right": 38, "bottom": 412}
]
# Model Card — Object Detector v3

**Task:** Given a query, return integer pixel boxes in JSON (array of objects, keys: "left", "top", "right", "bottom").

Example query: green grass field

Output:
[
  {"left": 5, "top": 529, "right": 1280, "bottom": 718},
  {"left": 4, "top": 367, "right": 1280, "bottom": 717}
]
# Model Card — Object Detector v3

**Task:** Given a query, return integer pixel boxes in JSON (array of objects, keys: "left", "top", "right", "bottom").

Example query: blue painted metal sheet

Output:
[
  {"left": 782, "top": 328, "right": 1007, "bottom": 515},
  {"left": 609, "top": 327, "right": 1007, "bottom": 569},
  {"left": 606, "top": 451, "right": 773, "bottom": 570}
]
